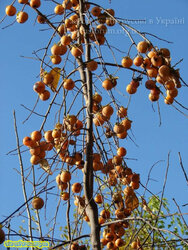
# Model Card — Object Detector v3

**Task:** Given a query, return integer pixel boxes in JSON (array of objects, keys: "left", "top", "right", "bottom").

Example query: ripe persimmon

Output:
[
  {"left": 156, "top": 75, "right": 165, "bottom": 84},
  {"left": 106, "top": 242, "right": 115, "bottom": 249},
  {"left": 93, "top": 92, "right": 102, "bottom": 103},
  {"left": 71, "top": 242, "right": 79, "bottom": 250},
  {"left": 71, "top": 44, "right": 83, "bottom": 57},
  {"left": 106, "top": 17, "right": 116, "bottom": 26},
  {"left": 130, "top": 181, "right": 140, "bottom": 190},
  {"left": 124, "top": 186, "right": 134, "bottom": 196},
  {"left": 31, "top": 130, "right": 42, "bottom": 141},
  {"left": 150, "top": 87, "right": 160, "bottom": 96},
  {"left": 61, "top": 192, "right": 70, "bottom": 201},
  {"left": 97, "top": 13, "right": 106, "bottom": 24},
  {"left": 131, "top": 241, "right": 138, "bottom": 249},
  {"left": 39, "top": 90, "right": 50, "bottom": 101},
  {"left": 159, "top": 65, "right": 171, "bottom": 78},
  {"left": 121, "top": 118, "right": 132, "bottom": 130},
  {"left": 51, "top": 44, "right": 62, "bottom": 55},
  {"left": 130, "top": 79, "right": 139, "bottom": 88},
  {"left": 65, "top": 18, "right": 73, "bottom": 28},
  {"left": 102, "top": 79, "right": 113, "bottom": 90},
  {"left": 61, "top": 35, "right": 71, "bottom": 46},
  {"left": 65, "top": 156, "right": 76, "bottom": 165},
  {"left": 23, "top": 136, "right": 36, "bottom": 147},
  {"left": 44, "top": 130, "right": 54, "bottom": 142},
  {"left": 30, "top": 155, "right": 41, "bottom": 165},
  {"left": 59, "top": 182, "right": 68, "bottom": 191},
  {"left": 33, "top": 81, "right": 45, "bottom": 94},
  {"left": 102, "top": 105, "right": 114, "bottom": 117},
  {"left": 30, "top": 146, "right": 40, "bottom": 156},
  {"left": 117, "top": 106, "right": 127, "bottom": 118},
  {"left": 133, "top": 56, "right": 143, "bottom": 67},
  {"left": 95, "top": 194, "right": 103, "bottom": 204},
  {"left": 71, "top": 0, "right": 79, "bottom": 8},
  {"left": 117, "top": 130, "right": 127, "bottom": 139},
  {"left": 151, "top": 55, "right": 163, "bottom": 67},
  {"left": 126, "top": 84, "right": 137, "bottom": 94},
  {"left": 16, "top": 11, "right": 28, "bottom": 23},
  {"left": 105, "top": 232, "right": 115, "bottom": 242},
  {"left": 141, "top": 57, "right": 151, "bottom": 69},
  {"left": 101, "top": 238, "right": 108, "bottom": 246},
  {"left": 95, "top": 34, "right": 106, "bottom": 45},
  {"left": 18, "top": 0, "right": 29, "bottom": 3},
  {"left": 165, "top": 80, "right": 175, "bottom": 90},
  {"left": 147, "top": 67, "right": 158, "bottom": 78},
  {"left": 72, "top": 182, "right": 82, "bottom": 193},
  {"left": 56, "top": 174, "right": 62, "bottom": 186},
  {"left": 30, "top": 0, "right": 41, "bottom": 8},
  {"left": 52, "top": 129, "right": 61, "bottom": 139},
  {"left": 115, "top": 209, "right": 125, "bottom": 219},
  {"left": 145, "top": 80, "right": 156, "bottom": 90},
  {"left": 117, "top": 147, "right": 127, "bottom": 157},
  {"left": 96, "top": 24, "right": 107, "bottom": 35},
  {"left": 121, "top": 57, "right": 133, "bottom": 68},
  {"left": 66, "top": 115, "right": 77, "bottom": 125},
  {"left": 148, "top": 93, "right": 160, "bottom": 102},
  {"left": 106, "top": 8, "right": 115, "bottom": 17},
  {"left": 86, "top": 60, "right": 98, "bottom": 71},
  {"left": 112, "top": 155, "right": 122, "bottom": 165},
  {"left": 43, "top": 73, "right": 54, "bottom": 85},
  {"left": 62, "top": 0, "right": 73, "bottom": 9},
  {"left": 137, "top": 40, "right": 150, "bottom": 53},
  {"left": 6, "top": 5, "right": 16, "bottom": 16},
  {"left": 113, "top": 123, "right": 125, "bottom": 134},
  {"left": 115, "top": 238, "right": 125, "bottom": 247},
  {"left": 54, "top": 5, "right": 64, "bottom": 15},
  {"left": 164, "top": 95, "right": 174, "bottom": 105},
  {"left": 60, "top": 171, "right": 71, "bottom": 183},
  {"left": 58, "top": 24, "right": 65, "bottom": 36},
  {"left": 37, "top": 15, "right": 46, "bottom": 24},
  {"left": 100, "top": 209, "right": 110, "bottom": 219},
  {"left": 32, "top": 197, "right": 44, "bottom": 209},
  {"left": 93, "top": 113, "right": 105, "bottom": 126},
  {"left": 91, "top": 6, "right": 101, "bottom": 16},
  {"left": 51, "top": 55, "right": 61, "bottom": 65},
  {"left": 167, "top": 88, "right": 178, "bottom": 98},
  {"left": 160, "top": 48, "right": 170, "bottom": 58},
  {"left": 148, "top": 50, "right": 157, "bottom": 59}
]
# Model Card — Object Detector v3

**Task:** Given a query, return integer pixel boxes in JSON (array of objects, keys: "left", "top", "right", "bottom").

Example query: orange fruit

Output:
[
  {"left": 86, "top": 60, "right": 98, "bottom": 71},
  {"left": 30, "top": 0, "right": 41, "bottom": 8},
  {"left": 33, "top": 81, "right": 45, "bottom": 94},
  {"left": 6, "top": 5, "right": 16, "bottom": 16},
  {"left": 16, "top": 11, "right": 28, "bottom": 23},
  {"left": 137, "top": 40, "right": 150, "bottom": 53},
  {"left": 39, "top": 90, "right": 50, "bottom": 101},
  {"left": 31, "top": 131, "right": 42, "bottom": 141},
  {"left": 121, "top": 57, "right": 133, "bottom": 68}
]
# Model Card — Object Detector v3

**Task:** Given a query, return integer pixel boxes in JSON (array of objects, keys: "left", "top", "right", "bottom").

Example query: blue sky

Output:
[{"left": 0, "top": 0, "right": 188, "bottom": 243}]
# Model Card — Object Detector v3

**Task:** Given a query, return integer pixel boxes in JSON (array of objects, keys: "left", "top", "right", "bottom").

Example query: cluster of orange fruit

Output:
[
  {"left": 33, "top": 81, "right": 51, "bottom": 101},
  {"left": 122, "top": 41, "right": 181, "bottom": 105},
  {"left": 91, "top": 92, "right": 132, "bottom": 139},
  {"left": 5, "top": 0, "right": 41, "bottom": 23},
  {"left": 23, "top": 130, "right": 53, "bottom": 165},
  {"left": 5, "top": 1, "right": 116, "bottom": 65},
  {"left": 56, "top": 171, "right": 82, "bottom": 201}
]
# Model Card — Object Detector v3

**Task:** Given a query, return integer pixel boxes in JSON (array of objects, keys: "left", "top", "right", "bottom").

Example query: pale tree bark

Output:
[{"left": 77, "top": 0, "right": 101, "bottom": 249}]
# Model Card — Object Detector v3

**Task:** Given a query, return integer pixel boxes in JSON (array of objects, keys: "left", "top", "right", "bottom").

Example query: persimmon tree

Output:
[{"left": 1, "top": 0, "right": 188, "bottom": 249}]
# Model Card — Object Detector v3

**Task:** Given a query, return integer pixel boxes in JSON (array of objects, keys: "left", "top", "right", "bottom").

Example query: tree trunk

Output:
[{"left": 78, "top": 0, "right": 101, "bottom": 249}]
